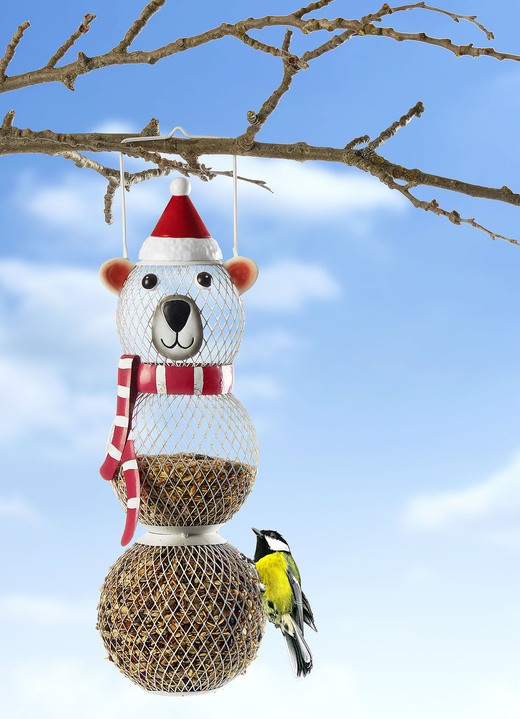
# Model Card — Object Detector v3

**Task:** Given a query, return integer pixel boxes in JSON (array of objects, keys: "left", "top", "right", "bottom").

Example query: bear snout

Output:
[
  {"left": 151, "top": 294, "right": 203, "bottom": 361},
  {"left": 163, "top": 299, "right": 191, "bottom": 333}
]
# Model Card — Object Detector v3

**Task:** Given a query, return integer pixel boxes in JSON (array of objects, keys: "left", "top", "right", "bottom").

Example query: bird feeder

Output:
[
  {"left": 98, "top": 537, "right": 264, "bottom": 693},
  {"left": 96, "top": 177, "right": 265, "bottom": 693}
]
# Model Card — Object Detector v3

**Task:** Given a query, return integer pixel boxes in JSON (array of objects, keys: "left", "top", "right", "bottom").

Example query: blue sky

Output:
[{"left": 2, "top": 1, "right": 520, "bottom": 717}]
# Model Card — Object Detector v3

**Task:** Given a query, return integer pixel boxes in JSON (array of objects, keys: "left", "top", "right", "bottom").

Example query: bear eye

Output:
[
  {"left": 197, "top": 272, "right": 212, "bottom": 288},
  {"left": 142, "top": 273, "right": 158, "bottom": 290}
]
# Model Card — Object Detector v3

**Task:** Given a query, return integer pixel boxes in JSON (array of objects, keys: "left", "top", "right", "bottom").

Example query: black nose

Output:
[{"left": 163, "top": 299, "right": 191, "bottom": 332}]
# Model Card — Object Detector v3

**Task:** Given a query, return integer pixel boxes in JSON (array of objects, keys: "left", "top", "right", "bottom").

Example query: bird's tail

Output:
[{"left": 281, "top": 616, "right": 313, "bottom": 677}]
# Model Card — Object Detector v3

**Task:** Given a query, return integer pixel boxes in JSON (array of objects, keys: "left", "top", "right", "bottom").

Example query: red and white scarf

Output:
[{"left": 100, "top": 355, "right": 234, "bottom": 546}]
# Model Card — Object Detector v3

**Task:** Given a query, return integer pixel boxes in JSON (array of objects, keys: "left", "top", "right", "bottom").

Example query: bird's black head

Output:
[{"left": 252, "top": 528, "right": 291, "bottom": 561}]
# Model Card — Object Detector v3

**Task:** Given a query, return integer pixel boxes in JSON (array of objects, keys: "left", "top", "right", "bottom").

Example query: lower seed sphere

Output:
[{"left": 97, "top": 542, "right": 265, "bottom": 693}]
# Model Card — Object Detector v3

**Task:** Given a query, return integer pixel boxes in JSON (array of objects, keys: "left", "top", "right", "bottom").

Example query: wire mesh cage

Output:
[
  {"left": 97, "top": 538, "right": 265, "bottom": 694},
  {"left": 117, "top": 263, "right": 245, "bottom": 366},
  {"left": 112, "top": 392, "right": 258, "bottom": 525}
]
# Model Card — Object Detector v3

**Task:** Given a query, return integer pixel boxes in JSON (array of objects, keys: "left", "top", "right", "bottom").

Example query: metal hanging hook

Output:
[{"left": 121, "top": 125, "right": 224, "bottom": 143}]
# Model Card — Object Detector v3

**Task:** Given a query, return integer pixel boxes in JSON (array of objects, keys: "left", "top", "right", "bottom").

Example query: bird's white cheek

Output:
[{"left": 266, "top": 538, "right": 290, "bottom": 553}]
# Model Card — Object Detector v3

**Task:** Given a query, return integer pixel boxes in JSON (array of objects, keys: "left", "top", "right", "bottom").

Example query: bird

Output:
[{"left": 252, "top": 527, "right": 317, "bottom": 677}]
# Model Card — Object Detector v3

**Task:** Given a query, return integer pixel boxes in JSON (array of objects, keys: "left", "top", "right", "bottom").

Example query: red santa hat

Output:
[{"left": 138, "top": 177, "right": 223, "bottom": 263}]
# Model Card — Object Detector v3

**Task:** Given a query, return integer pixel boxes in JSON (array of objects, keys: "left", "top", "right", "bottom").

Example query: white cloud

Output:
[
  {"left": 0, "top": 595, "right": 94, "bottom": 626},
  {"left": 0, "top": 355, "right": 112, "bottom": 449},
  {"left": 245, "top": 259, "right": 342, "bottom": 311},
  {"left": 0, "top": 260, "right": 117, "bottom": 450},
  {"left": 91, "top": 119, "right": 136, "bottom": 134},
  {"left": 0, "top": 259, "right": 116, "bottom": 355},
  {"left": 403, "top": 565, "right": 435, "bottom": 584},
  {"left": 197, "top": 156, "right": 407, "bottom": 220},
  {"left": 14, "top": 170, "right": 159, "bottom": 237},
  {"left": 0, "top": 357, "right": 70, "bottom": 440},
  {"left": 16, "top": 155, "right": 405, "bottom": 240},
  {"left": 402, "top": 451, "right": 520, "bottom": 532},
  {"left": 235, "top": 373, "right": 285, "bottom": 401},
  {"left": 478, "top": 681, "right": 520, "bottom": 719},
  {"left": 239, "top": 328, "right": 304, "bottom": 363},
  {"left": 0, "top": 257, "right": 332, "bottom": 447},
  {"left": 1, "top": 654, "right": 364, "bottom": 719},
  {"left": 21, "top": 172, "right": 109, "bottom": 228},
  {"left": 0, "top": 497, "right": 40, "bottom": 522}
]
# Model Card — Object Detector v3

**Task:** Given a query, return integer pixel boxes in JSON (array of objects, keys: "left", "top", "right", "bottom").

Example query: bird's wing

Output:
[
  {"left": 286, "top": 558, "right": 305, "bottom": 633},
  {"left": 302, "top": 590, "right": 317, "bottom": 632}
]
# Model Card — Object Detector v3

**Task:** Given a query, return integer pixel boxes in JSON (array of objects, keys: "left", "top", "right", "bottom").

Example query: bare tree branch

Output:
[
  {"left": 302, "top": 28, "right": 356, "bottom": 63},
  {"left": 0, "top": 22, "right": 30, "bottom": 81},
  {"left": 48, "top": 142, "right": 271, "bottom": 224},
  {"left": 104, "top": 179, "right": 118, "bottom": 224},
  {"left": 345, "top": 135, "right": 371, "bottom": 150},
  {"left": 294, "top": 0, "right": 336, "bottom": 19},
  {"left": 0, "top": 120, "right": 515, "bottom": 200},
  {"left": 1, "top": 1, "right": 519, "bottom": 246},
  {"left": 362, "top": 2, "right": 494, "bottom": 41},
  {"left": 282, "top": 29, "right": 294, "bottom": 54},
  {"left": 364, "top": 101, "right": 424, "bottom": 153},
  {"left": 238, "top": 37, "right": 301, "bottom": 149},
  {"left": 140, "top": 117, "right": 160, "bottom": 136},
  {"left": 2, "top": 111, "right": 518, "bottom": 230},
  {"left": 2, "top": 3, "right": 520, "bottom": 95},
  {"left": 115, "top": 0, "right": 166, "bottom": 53},
  {"left": 385, "top": 177, "right": 518, "bottom": 246},
  {"left": 359, "top": 23, "right": 517, "bottom": 61},
  {"left": 1, "top": 109, "right": 16, "bottom": 131},
  {"left": 45, "top": 14, "right": 97, "bottom": 68}
]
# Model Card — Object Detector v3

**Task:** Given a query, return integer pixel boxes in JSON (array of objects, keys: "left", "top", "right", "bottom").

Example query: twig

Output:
[
  {"left": 282, "top": 29, "right": 294, "bottom": 54},
  {"left": 392, "top": 180, "right": 518, "bottom": 245},
  {"left": 60, "top": 150, "right": 114, "bottom": 175},
  {"left": 351, "top": 145, "right": 519, "bottom": 244},
  {"left": 237, "top": 56, "right": 300, "bottom": 149},
  {"left": 235, "top": 32, "right": 289, "bottom": 62},
  {"left": 1, "top": 109, "right": 16, "bottom": 130},
  {"left": 345, "top": 135, "right": 370, "bottom": 149},
  {"left": 52, "top": 147, "right": 270, "bottom": 223},
  {"left": 363, "top": 3, "right": 494, "bottom": 41},
  {"left": 0, "top": 22, "right": 30, "bottom": 81},
  {"left": 364, "top": 101, "right": 424, "bottom": 153},
  {"left": 294, "top": 0, "right": 336, "bottom": 19},
  {"left": 234, "top": 28, "right": 307, "bottom": 69},
  {"left": 115, "top": 0, "right": 167, "bottom": 52},
  {"left": 140, "top": 117, "right": 160, "bottom": 136},
  {"left": 362, "top": 23, "right": 515, "bottom": 60},
  {"left": 104, "top": 180, "right": 118, "bottom": 224},
  {"left": 101, "top": 166, "right": 270, "bottom": 224},
  {"left": 45, "top": 14, "right": 97, "bottom": 69},
  {"left": 302, "top": 28, "right": 356, "bottom": 63}
]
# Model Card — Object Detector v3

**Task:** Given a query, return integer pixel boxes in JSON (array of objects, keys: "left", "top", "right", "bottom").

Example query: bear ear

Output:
[
  {"left": 223, "top": 256, "right": 258, "bottom": 295},
  {"left": 99, "top": 257, "right": 135, "bottom": 295}
]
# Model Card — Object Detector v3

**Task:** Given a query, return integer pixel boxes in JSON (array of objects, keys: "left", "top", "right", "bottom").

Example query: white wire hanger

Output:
[{"left": 118, "top": 126, "right": 239, "bottom": 259}]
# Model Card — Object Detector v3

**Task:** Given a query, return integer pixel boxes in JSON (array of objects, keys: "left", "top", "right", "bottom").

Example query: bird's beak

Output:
[{"left": 252, "top": 528, "right": 262, "bottom": 537}]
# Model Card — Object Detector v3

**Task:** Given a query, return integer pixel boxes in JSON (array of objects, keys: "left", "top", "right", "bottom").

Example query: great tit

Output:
[{"left": 252, "top": 528, "right": 317, "bottom": 677}]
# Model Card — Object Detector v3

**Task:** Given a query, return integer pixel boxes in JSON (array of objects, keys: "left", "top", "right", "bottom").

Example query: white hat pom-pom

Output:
[{"left": 170, "top": 177, "right": 191, "bottom": 196}]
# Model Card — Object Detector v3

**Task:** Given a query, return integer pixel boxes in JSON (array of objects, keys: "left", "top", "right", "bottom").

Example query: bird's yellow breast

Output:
[{"left": 256, "top": 553, "right": 293, "bottom": 616}]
